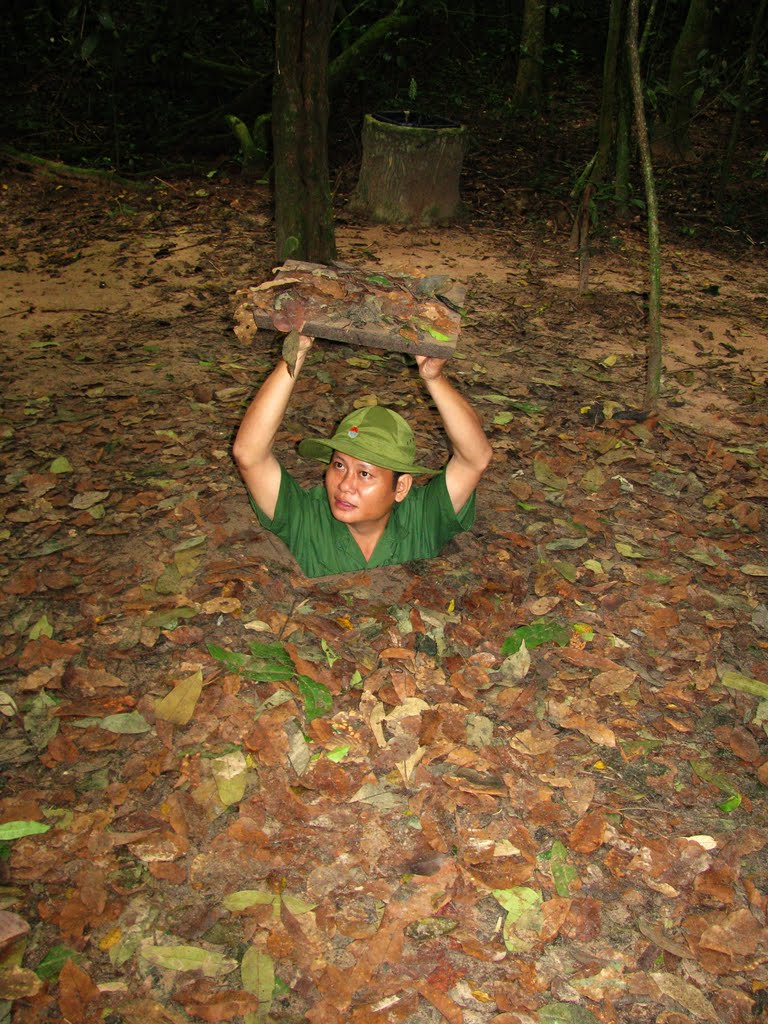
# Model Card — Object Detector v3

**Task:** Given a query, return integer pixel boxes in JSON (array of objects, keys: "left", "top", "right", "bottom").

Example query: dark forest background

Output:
[{"left": 1, "top": 0, "right": 765, "bottom": 233}]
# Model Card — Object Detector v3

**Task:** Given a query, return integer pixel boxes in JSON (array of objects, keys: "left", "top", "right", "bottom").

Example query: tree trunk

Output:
[
  {"left": 613, "top": 84, "right": 632, "bottom": 218},
  {"left": 591, "top": 0, "right": 626, "bottom": 186},
  {"left": 718, "top": 0, "right": 767, "bottom": 196},
  {"left": 512, "top": 0, "right": 546, "bottom": 112},
  {"left": 272, "top": 0, "right": 337, "bottom": 264},
  {"left": 350, "top": 113, "right": 467, "bottom": 225},
  {"left": 628, "top": 0, "right": 662, "bottom": 414},
  {"left": 658, "top": 0, "right": 713, "bottom": 159}
]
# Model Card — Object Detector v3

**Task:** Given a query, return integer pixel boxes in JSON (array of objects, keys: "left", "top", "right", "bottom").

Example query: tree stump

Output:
[{"left": 350, "top": 112, "right": 467, "bottom": 226}]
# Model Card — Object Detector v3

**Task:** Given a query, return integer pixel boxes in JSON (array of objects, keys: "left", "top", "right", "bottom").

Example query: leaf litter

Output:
[{"left": 0, "top": 173, "right": 767, "bottom": 1024}]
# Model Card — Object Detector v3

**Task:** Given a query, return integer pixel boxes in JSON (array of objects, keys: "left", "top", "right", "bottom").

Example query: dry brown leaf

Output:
[
  {"left": 509, "top": 724, "right": 559, "bottom": 755},
  {"left": 724, "top": 725, "right": 762, "bottom": 764},
  {"left": 379, "top": 647, "right": 416, "bottom": 660},
  {"left": 698, "top": 908, "right": 763, "bottom": 957},
  {"left": 0, "top": 966, "right": 42, "bottom": 1000},
  {"left": 571, "top": 717, "right": 616, "bottom": 747},
  {"left": 417, "top": 980, "right": 464, "bottom": 1024},
  {"left": 112, "top": 998, "right": 189, "bottom": 1024},
  {"left": 650, "top": 972, "right": 718, "bottom": 1023},
  {"left": 562, "top": 776, "right": 596, "bottom": 817},
  {"left": 173, "top": 979, "right": 260, "bottom": 1022},
  {"left": 252, "top": 276, "right": 301, "bottom": 290},
  {"left": 588, "top": 666, "right": 636, "bottom": 696},
  {"left": 0, "top": 910, "right": 30, "bottom": 952},
  {"left": 58, "top": 958, "right": 102, "bottom": 1023},
  {"left": 63, "top": 665, "right": 127, "bottom": 694},
  {"left": 568, "top": 809, "right": 606, "bottom": 853},
  {"left": 538, "top": 896, "right": 572, "bottom": 944},
  {"left": 637, "top": 918, "right": 692, "bottom": 959}
]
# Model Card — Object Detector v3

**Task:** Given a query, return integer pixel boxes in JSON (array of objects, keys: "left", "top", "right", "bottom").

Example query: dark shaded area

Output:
[{"left": 1, "top": 1, "right": 765, "bottom": 203}]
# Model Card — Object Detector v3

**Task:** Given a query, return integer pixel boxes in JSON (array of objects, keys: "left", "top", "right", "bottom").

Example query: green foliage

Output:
[
  {"left": 35, "top": 945, "right": 83, "bottom": 981},
  {"left": 207, "top": 641, "right": 333, "bottom": 723},
  {"left": 207, "top": 641, "right": 295, "bottom": 682},
  {"left": 296, "top": 676, "right": 333, "bottom": 723},
  {"left": 501, "top": 619, "right": 571, "bottom": 655},
  {"left": 0, "top": 820, "right": 51, "bottom": 840}
]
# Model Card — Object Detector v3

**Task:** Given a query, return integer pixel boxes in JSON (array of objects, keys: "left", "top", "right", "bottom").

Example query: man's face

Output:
[{"left": 325, "top": 452, "right": 411, "bottom": 528}]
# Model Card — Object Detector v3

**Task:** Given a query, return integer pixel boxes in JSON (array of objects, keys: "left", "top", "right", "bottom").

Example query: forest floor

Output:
[{"left": 1, "top": 158, "right": 767, "bottom": 1024}]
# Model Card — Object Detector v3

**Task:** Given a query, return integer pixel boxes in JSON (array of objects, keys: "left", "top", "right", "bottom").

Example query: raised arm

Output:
[
  {"left": 416, "top": 356, "right": 493, "bottom": 513},
  {"left": 232, "top": 335, "right": 313, "bottom": 520}
]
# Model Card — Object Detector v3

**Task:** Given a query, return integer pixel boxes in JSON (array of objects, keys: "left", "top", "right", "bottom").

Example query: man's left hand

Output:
[{"left": 416, "top": 355, "right": 447, "bottom": 381}]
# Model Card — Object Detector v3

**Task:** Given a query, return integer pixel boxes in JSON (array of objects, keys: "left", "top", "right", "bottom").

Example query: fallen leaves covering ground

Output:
[{"left": 1, "top": 171, "right": 767, "bottom": 1024}]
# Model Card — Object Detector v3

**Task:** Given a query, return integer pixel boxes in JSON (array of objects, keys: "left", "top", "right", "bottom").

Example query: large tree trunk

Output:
[
  {"left": 512, "top": 0, "right": 546, "bottom": 112},
  {"left": 272, "top": 0, "right": 337, "bottom": 264},
  {"left": 718, "top": 0, "right": 767, "bottom": 195},
  {"left": 657, "top": 0, "right": 713, "bottom": 159},
  {"left": 591, "top": 0, "right": 626, "bottom": 186}
]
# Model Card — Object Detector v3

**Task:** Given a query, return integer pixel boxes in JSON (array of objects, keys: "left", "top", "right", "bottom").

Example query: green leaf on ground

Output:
[
  {"left": 0, "top": 821, "right": 51, "bottom": 840},
  {"left": 35, "top": 945, "right": 82, "bottom": 980},
  {"left": 326, "top": 745, "right": 350, "bottom": 762},
  {"left": 548, "top": 840, "right": 579, "bottom": 896},
  {"left": 691, "top": 759, "right": 739, "bottom": 797},
  {"left": 281, "top": 893, "right": 316, "bottom": 915},
  {"left": 492, "top": 886, "right": 543, "bottom": 953},
  {"left": 425, "top": 327, "right": 451, "bottom": 342},
  {"left": 511, "top": 400, "right": 546, "bottom": 415},
  {"left": 0, "top": 691, "right": 18, "bottom": 717},
  {"left": 538, "top": 1003, "right": 600, "bottom": 1024},
  {"left": 546, "top": 537, "right": 588, "bottom": 551},
  {"left": 720, "top": 670, "right": 768, "bottom": 699},
  {"left": 98, "top": 712, "right": 151, "bottom": 734},
  {"left": 224, "top": 890, "right": 279, "bottom": 913},
  {"left": 492, "top": 886, "right": 541, "bottom": 917},
  {"left": 28, "top": 614, "right": 53, "bottom": 640},
  {"left": 23, "top": 691, "right": 60, "bottom": 750},
  {"left": 296, "top": 675, "right": 333, "bottom": 722},
  {"left": 321, "top": 638, "right": 338, "bottom": 667},
  {"left": 207, "top": 641, "right": 295, "bottom": 682},
  {"left": 502, "top": 619, "right": 571, "bottom": 655},
  {"left": 242, "top": 946, "right": 275, "bottom": 1024},
  {"left": 140, "top": 943, "right": 237, "bottom": 977},
  {"left": 143, "top": 606, "right": 198, "bottom": 630},
  {"left": 615, "top": 541, "right": 648, "bottom": 559},
  {"left": 552, "top": 560, "right": 578, "bottom": 582}
]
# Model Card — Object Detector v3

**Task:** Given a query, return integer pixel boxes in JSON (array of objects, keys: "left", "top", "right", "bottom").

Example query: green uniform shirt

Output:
[{"left": 250, "top": 466, "right": 475, "bottom": 578}]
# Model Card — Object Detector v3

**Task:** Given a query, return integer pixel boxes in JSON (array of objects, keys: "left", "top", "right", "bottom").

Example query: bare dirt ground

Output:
[{"left": 1, "top": 170, "right": 767, "bottom": 1024}]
